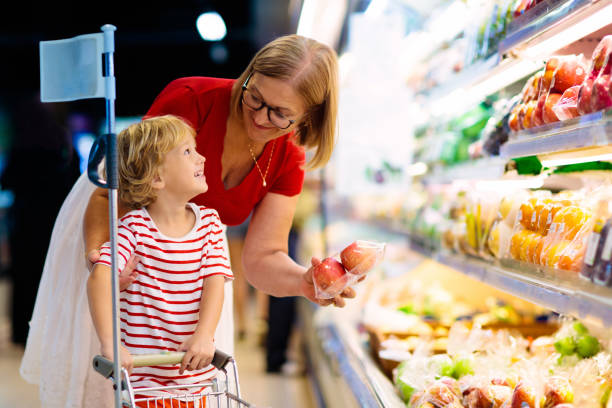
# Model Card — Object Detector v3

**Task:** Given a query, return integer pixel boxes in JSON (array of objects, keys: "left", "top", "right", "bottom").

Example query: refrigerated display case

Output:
[{"left": 301, "top": 0, "right": 612, "bottom": 406}]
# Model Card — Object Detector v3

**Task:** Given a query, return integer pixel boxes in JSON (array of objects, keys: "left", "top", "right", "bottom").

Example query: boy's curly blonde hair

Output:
[{"left": 118, "top": 115, "right": 196, "bottom": 209}]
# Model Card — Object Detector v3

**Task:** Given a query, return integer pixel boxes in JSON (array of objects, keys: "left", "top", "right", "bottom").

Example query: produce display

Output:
[
  {"left": 360, "top": 266, "right": 610, "bottom": 408},
  {"left": 508, "top": 36, "right": 612, "bottom": 133},
  {"left": 505, "top": 188, "right": 612, "bottom": 276},
  {"left": 581, "top": 212, "right": 612, "bottom": 287},
  {"left": 392, "top": 321, "right": 611, "bottom": 408},
  {"left": 363, "top": 265, "right": 559, "bottom": 377}
]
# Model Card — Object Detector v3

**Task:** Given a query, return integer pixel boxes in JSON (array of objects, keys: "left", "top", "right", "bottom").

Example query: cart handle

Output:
[{"left": 93, "top": 349, "right": 233, "bottom": 379}]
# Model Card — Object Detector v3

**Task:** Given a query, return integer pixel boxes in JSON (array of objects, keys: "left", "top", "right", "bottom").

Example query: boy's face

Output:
[{"left": 157, "top": 135, "right": 207, "bottom": 200}]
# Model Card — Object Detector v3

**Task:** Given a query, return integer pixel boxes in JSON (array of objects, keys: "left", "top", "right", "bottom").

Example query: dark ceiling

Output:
[{"left": 0, "top": 1, "right": 297, "bottom": 118}]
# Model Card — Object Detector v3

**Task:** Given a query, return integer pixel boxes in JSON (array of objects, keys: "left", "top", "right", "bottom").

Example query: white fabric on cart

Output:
[{"left": 20, "top": 172, "right": 235, "bottom": 408}]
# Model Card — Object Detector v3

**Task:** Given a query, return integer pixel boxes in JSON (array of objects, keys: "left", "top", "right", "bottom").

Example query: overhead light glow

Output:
[
  {"left": 196, "top": 12, "right": 226, "bottom": 42},
  {"left": 540, "top": 153, "right": 612, "bottom": 168},
  {"left": 406, "top": 162, "right": 428, "bottom": 176}
]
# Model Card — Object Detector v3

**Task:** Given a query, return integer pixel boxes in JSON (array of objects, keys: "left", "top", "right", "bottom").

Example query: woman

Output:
[{"left": 21, "top": 34, "right": 353, "bottom": 407}]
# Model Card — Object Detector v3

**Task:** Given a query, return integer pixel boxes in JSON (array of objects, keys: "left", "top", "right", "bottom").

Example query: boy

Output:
[{"left": 87, "top": 115, "right": 232, "bottom": 405}]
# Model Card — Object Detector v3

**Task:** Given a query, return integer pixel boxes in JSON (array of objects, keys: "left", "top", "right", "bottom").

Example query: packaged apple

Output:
[
  {"left": 578, "top": 35, "right": 612, "bottom": 115},
  {"left": 552, "top": 85, "right": 581, "bottom": 121},
  {"left": 312, "top": 240, "right": 386, "bottom": 299},
  {"left": 540, "top": 55, "right": 588, "bottom": 125}
]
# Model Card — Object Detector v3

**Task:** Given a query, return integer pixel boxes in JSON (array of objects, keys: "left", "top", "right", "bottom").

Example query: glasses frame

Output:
[{"left": 241, "top": 73, "right": 296, "bottom": 130}]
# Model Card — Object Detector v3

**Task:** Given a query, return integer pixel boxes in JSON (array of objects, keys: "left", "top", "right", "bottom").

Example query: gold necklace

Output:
[{"left": 248, "top": 140, "right": 276, "bottom": 187}]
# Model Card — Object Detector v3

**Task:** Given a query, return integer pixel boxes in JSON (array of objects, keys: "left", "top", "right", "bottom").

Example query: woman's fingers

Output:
[
  {"left": 340, "top": 286, "right": 356, "bottom": 299},
  {"left": 332, "top": 296, "right": 346, "bottom": 308}
]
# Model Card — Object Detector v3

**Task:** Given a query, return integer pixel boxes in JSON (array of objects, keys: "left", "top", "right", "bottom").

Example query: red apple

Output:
[
  {"left": 577, "top": 78, "right": 595, "bottom": 115},
  {"left": 312, "top": 257, "right": 347, "bottom": 293},
  {"left": 532, "top": 93, "right": 546, "bottom": 127},
  {"left": 550, "top": 58, "right": 587, "bottom": 93},
  {"left": 340, "top": 241, "right": 379, "bottom": 275},
  {"left": 552, "top": 85, "right": 580, "bottom": 121},
  {"left": 591, "top": 74, "right": 612, "bottom": 112},
  {"left": 543, "top": 93, "right": 562, "bottom": 124},
  {"left": 590, "top": 35, "right": 612, "bottom": 77},
  {"left": 509, "top": 382, "right": 536, "bottom": 408}
]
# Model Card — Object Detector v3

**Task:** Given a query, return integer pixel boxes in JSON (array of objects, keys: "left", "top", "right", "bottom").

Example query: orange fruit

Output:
[
  {"left": 552, "top": 206, "right": 592, "bottom": 240},
  {"left": 545, "top": 240, "right": 571, "bottom": 268},
  {"left": 511, "top": 230, "right": 530, "bottom": 260}
]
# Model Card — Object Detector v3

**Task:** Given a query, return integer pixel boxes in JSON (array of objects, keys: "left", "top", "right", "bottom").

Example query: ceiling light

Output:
[{"left": 196, "top": 12, "right": 226, "bottom": 42}]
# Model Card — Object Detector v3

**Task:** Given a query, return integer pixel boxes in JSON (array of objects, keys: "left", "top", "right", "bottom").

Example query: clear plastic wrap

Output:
[
  {"left": 577, "top": 35, "right": 612, "bottom": 115},
  {"left": 312, "top": 240, "right": 386, "bottom": 299},
  {"left": 504, "top": 190, "right": 598, "bottom": 273},
  {"left": 552, "top": 85, "right": 581, "bottom": 121}
]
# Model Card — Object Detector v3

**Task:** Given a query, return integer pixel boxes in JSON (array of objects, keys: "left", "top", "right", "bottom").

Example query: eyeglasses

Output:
[{"left": 241, "top": 73, "right": 295, "bottom": 130}]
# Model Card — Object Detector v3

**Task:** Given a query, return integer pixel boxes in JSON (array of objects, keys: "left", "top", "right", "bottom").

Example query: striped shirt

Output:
[{"left": 97, "top": 203, "right": 232, "bottom": 396}]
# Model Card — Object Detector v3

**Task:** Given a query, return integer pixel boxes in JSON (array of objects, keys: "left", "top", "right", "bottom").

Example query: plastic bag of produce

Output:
[
  {"left": 578, "top": 35, "right": 612, "bottom": 115},
  {"left": 539, "top": 55, "right": 588, "bottom": 125},
  {"left": 410, "top": 377, "right": 464, "bottom": 408},
  {"left": 552, "top": 85, "right": 581, "bottom": 121},
  {"left": 580, "top": 192, "right": 612, "bottom": 284},
  {"left": 312, "top": 240, "right": 386, "bottom": 299}
]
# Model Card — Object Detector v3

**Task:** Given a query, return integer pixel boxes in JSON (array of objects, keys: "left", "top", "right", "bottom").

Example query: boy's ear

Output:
[{"left": 151, "top": 172, "right": 165, "bottom": 190}]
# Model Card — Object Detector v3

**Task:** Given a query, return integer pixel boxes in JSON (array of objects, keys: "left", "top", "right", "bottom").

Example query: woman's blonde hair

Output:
[
  {"left": 118, "top": 115, "right": 196, "bottom": 209},
  {"left": 230, "top": 34, "right": 339, "bottom": 170}
]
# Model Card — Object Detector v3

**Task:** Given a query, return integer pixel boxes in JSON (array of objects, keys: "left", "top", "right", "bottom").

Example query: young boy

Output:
[{"left": 87, "top": 115, "right": 232, "bottom": 405}]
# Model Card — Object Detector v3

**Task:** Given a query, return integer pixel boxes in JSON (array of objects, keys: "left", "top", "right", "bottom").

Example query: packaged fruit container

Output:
[{"left": 505, "top": 192, "right": 595, "bottom": 273}]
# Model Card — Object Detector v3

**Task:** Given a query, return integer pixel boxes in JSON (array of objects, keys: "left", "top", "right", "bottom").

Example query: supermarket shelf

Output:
[
  {"left": 364, "top": 220, "right": 612, "bottom": 326},
  {"left": 423, "top": 157, "right": 508, "bottom": 185},
  {"left": 498, "top": 0, "right": 592, "bottom": 55},
  {"left": 423, "top": 0, "right": 611, "bottom": 108},
  {"left": 500, "top": 109, "right": 612, "bottom": 159},
  {"left": 407, "top": 240, "right": 612, "bottom": 327}
]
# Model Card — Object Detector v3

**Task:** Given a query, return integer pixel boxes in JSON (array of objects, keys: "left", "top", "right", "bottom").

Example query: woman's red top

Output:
[{"left": 145, "top": 77, "right": 305, "bottom": 226}]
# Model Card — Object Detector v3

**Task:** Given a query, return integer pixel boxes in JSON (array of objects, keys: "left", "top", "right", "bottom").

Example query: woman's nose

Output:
[{"left": 253, "top": 107, "right": 271, "bottom": 125}]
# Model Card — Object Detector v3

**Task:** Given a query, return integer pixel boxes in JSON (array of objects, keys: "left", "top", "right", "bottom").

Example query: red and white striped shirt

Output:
[{"left": 97, "top": 203, "right": 232, "bottom": 395}]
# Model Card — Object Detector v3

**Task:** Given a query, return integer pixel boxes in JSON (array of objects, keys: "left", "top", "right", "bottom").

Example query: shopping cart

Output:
[{"left": 93, "top": 350, "right": 254, "bottom": 407}]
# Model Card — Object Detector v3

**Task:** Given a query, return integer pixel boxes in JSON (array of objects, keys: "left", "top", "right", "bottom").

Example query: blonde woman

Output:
[{"left": 21, "top": 34, "right": 352, "bottom": 407}]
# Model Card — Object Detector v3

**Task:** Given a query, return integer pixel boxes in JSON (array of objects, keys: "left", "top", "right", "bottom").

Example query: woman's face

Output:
[{"left": 240, "top": 73, "right": 306, "bottom": 145}]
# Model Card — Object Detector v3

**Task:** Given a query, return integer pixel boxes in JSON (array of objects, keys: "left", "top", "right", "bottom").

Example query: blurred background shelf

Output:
[
  {"left": 407, "top": 240, "right": 612, "bottom": 327},
  {"left": 359, "top": 220, "right": 612, "bottom": 327},
  {"left": 422, "top": 0, "right": 611, "bottom": 113},
  {"left": 500, "top": 108, "right": 612, "bottom": 160}
]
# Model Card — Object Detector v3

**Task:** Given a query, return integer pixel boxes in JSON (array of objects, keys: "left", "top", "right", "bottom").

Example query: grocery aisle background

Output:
[{"left": 0, "top": 278, "right": 318, "bottom": 408}]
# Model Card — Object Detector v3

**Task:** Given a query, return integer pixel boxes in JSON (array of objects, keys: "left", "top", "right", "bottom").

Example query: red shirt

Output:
[{"left": 145, "top": 77, "right": 305, "bottom": 226}]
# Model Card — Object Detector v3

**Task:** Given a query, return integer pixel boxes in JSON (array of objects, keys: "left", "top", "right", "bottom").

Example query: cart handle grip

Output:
[{"left": 93, "top": 349, "right": 233, "bottom": 379}]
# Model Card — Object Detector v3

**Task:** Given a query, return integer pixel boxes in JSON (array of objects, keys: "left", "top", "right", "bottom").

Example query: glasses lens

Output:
[
  {"left": 269, "top": 111, "right": 291, "bottom": 129},
  {"left": 243, "top": 89, "right": 262, "bottom": 110}
]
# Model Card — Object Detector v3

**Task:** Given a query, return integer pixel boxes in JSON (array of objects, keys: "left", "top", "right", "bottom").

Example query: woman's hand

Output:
[
  {"left": 301, "top": 256, "right": 356, "bottom": 308},
  {"left": 87, "top": 250, "right": 140, "bottom": 291},
  {"left": 178, "top": 333, "right": 215, "bottom": 375}
]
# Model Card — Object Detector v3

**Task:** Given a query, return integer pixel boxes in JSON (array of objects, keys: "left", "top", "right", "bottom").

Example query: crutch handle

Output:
[{"left": 93, "top": 350, "right": 234, "bottom": 378}]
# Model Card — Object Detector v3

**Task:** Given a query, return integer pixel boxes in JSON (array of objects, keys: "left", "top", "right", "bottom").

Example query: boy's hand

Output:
[
  {"left": 101, "top": 343, "right": 134, "bottom": 375},
  {"left": 178, "top": 334, "right": 215, "bottom": 375}
]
